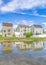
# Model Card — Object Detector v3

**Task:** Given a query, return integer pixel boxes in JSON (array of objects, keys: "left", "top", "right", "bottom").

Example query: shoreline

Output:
[{"left": 0, "top": 37, "right": 46, "bottom": 43}]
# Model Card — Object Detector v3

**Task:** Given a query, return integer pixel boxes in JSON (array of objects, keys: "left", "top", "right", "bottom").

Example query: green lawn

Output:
[{"left": 0, "top": 35, "right": 46, "bottom": 42}]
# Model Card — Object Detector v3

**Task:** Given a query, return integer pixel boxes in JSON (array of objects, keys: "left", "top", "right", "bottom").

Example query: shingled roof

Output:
[
  {"left": 2, "top": 23, "right": 13, "bottom": 26},
  {"left": 18, "top": 24, "right": 31, "bottom": 28},
  {"left": 32, "top": 24, "right": 42, "bottom": 28}
]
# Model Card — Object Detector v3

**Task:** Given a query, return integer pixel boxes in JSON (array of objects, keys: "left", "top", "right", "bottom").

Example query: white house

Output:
[
  {"left": 16, "top": 24, "right": 31, "bottom": 37},
  {"left": 31, "top": 25, "right": 43, "bottom": 35}
]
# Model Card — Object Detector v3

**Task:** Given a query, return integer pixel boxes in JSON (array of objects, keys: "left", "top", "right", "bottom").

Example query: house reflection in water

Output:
[
  {"left": 31, "top": 41, "right": 44, "bottom": 50},
  {"left": 2, "top": 42, "right": 13, "bottom": 54},
  {"left": 16, "top": 42, "right": 32, "bottom": 51},
  {"left": 16, "top": 41, "right": 44, "bottom": 51}
]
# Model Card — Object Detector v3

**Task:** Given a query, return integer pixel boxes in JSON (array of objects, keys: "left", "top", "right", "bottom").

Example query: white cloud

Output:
[
  {"left": 33, "top": 14, "right": 46, "bottom": 18},
  {"left": 13, "top": 25, "right": 18, "bottom": 29},
  {"left": 0, "top": 0, "right": 3, "bottom": 5},
  {"left": 28, "top": 10, "right": 46, "bottom": 18},
  {"left": 21, "top": 20, "right": 28, "bottom": 25},
  {"left": 20, "top": 20, "right": 34, "bottom": 26},
  {"left": 13, "top": 20, "right": 34, "bottom": 29},
  {"left": 42, "top": 22, "right": 46, "bottom": 26},
  {"left": 0, "top": 0, "right": 46, "bottom": 12}
]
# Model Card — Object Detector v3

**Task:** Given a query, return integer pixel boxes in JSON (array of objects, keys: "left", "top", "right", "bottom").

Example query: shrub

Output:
[{"left": 25, "top": 32, "right": 33, "bottom": 38}]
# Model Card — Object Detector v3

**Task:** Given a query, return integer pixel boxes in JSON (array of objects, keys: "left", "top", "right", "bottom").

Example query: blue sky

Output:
[{"left": 0, "top": 0, "right": 46, "bottom": 30}]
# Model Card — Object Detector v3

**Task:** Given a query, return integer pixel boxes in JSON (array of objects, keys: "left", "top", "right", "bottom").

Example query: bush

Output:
[{"left": 25, "top": 32, "right": 33, "bottom": 38}]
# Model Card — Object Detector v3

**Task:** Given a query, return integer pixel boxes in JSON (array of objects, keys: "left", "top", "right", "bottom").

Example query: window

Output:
[
  {"left": 8, "top": 29, "right": 10, "bottom": 32},
  {"left": 8, "top": 33, "right": 10, "bottom": 35},
  {"left": 5, "top": 34, "right": 6, "bottom": 37},
  {"left": 24, "top": 29, "right": 26, "bottom": 31},
  {"left": 4, "top": 30, "right": 6, "bottom": 32}
]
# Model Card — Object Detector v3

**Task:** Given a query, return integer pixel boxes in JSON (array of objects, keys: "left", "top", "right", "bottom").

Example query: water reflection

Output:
[
  {"left": 0, "top": 41, "right": 46, "bottom": 65},
  {"left": 32, "top": 41, "right": 44, "bottom": 50},
  {"left": 16, "top": 42, "right": 32, "bottom": 51},
  {"left": 0, "top": 41, "right": 45, "bottom": 54},
  {"left": 16, "top": 41, "right": 44, "bottom": 51},
  {"left": 2, "top": 42, "right": 13, "bottom": 54}
]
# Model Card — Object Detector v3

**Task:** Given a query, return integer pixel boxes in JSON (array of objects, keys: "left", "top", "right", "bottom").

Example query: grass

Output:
[{"left": 0, "top": 35, "right": 46, "bottom": 42}]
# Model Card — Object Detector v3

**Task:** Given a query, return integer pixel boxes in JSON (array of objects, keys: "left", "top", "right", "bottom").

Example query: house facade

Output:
[
  {"left": 2, "top": 23, "right": 14, "bottom": 37},
  {"left": 31, "top": 25, "right": 43, "bottom": 35},
  {"left": 2, "top": 23, "right": 44, "bottom": 37},
  {"left": 16, "top": 24, "right": 31, "bottom": 37}
]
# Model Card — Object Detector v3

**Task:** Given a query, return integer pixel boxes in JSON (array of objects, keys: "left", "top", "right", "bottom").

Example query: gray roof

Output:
[
  {"left": 32, "top": 25, "right": 42, "bottom": 28},
  {"left": 2, "top": 23, "right": 13, "bottom": 27},
  {"left": 18, "top": 24, "right": 31, "bottom": 28}
]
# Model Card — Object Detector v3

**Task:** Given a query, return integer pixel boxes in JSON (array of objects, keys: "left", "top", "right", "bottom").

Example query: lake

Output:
[{"left": 0, "top": 41, "right": 46, "bottom": 65}]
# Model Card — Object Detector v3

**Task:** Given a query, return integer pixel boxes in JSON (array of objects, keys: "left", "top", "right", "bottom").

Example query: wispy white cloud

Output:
[
  {"left": 13, "top": 20, "right": 34, "bottom": 29},
  {"left": 24, "top": 8, "right": 46, "bottom": 18},
  {"left": 19, "top": 20, "right": 34, "bottom": 26},
  {"left": 0, "top": 0, "right": 3, "bottom": 5},
  {"left": 42, "top": 22, "right": 46, "bottom": 26},
  {"left": 27, "top": 9, "right": 46, "bottom": 18},
  {"left": 0, "top": 0, "right": 46, "bottom": 13},
  {"left": 33, "top": 14, "right": 46, "bottom": 18},
  {"left": 13, "top": 9, "right": 46, "bottom": 18},
  {"left": 0, "top": 0, "right": 46, "bottom": 18}
]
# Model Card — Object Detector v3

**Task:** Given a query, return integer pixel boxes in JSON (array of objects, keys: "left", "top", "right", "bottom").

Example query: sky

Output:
[{"left": 0, "top": 0, "right": 46, "bottom": 30}]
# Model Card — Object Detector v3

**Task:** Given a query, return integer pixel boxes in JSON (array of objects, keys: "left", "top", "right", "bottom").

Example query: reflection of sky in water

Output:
[
  {"left": 44, "top": 41, "right": 46, "bottom": 50},
  {"left": 0, "top": 43, "right": 2, "bottom": 54},
  {"left": 13, "top": 41, "right": 46, "bottom": 58},
  {"left": 0, "top": 41, "right": 46, "bottom": 58},
  {"left": 0, "top": 42, "right": 46, "bottom": 65},
  {"left": 13, "top": 43, "right": 19, "bottom": 53}
]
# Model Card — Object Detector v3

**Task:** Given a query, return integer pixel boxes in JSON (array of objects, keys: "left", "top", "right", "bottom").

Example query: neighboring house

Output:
[
  {"left": 16, "top": 24, "right": 31, "bottom": 37},
  {"left": 31, "top": 25, "right": 43, "bottom": 35},
  {"left": 43, "top": 31, "right": 46, "bottom": 34},
  {"left": 2, "top": 23, "right": 14, "bottom": 37}
]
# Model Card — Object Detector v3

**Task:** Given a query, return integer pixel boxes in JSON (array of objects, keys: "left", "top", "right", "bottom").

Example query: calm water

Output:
[{"left": 0, "top": 41, "right": 46, "bottom": 65}]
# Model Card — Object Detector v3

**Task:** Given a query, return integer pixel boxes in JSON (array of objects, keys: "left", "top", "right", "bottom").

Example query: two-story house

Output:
[
  {"left": 16, "top": 24, "right": 31, "bottom": 37},
  {"left": 31, "top": 25, "right": 43, "bottom": 35},
  {"left": 2, "top": 23, "right": 14, "bottom": 37}
]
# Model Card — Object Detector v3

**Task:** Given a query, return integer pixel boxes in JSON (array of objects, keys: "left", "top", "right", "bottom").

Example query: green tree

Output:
[{"left": 25, "top": 32, "right": 33, "bottom": 38}]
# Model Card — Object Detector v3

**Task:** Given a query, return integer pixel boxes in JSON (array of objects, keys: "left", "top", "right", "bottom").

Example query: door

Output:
[{"left": 5, "top": 34, "right": 6, "bottom": 37}]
